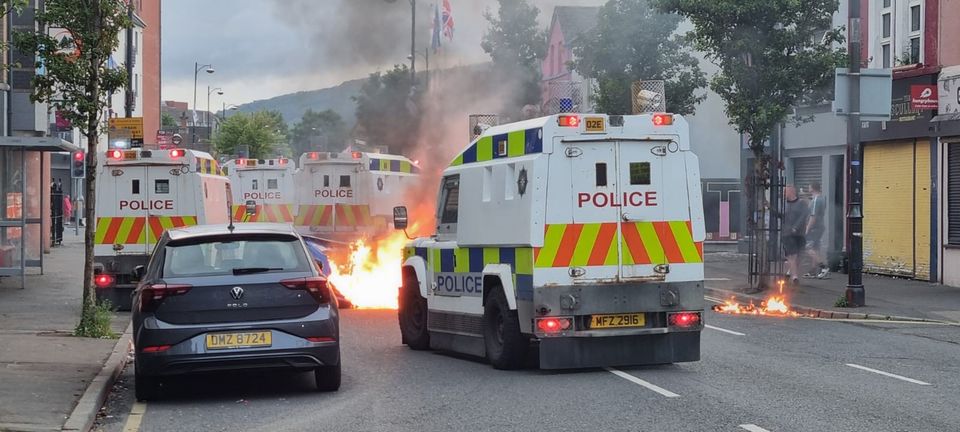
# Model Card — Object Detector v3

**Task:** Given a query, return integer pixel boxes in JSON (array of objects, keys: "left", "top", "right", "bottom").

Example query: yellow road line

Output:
[{"left": 122, "top": 401, "right": 147, "bottom": 432}]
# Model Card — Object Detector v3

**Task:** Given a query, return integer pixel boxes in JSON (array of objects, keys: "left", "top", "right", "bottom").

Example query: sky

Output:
[{"left": 161, "top": 0, "right": 605, "bottom": 109}]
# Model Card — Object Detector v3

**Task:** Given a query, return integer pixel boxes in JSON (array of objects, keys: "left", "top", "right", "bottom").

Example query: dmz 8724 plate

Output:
[
  {"left": 205, "top": 331, "right": 272, "bottom": 350},
  {"left": 589, "top": 313, "right": 645, "bottom": 329}
]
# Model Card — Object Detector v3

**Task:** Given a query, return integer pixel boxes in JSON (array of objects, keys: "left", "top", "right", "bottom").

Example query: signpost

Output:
[{"left": 108, "top": 117, "right": 144, "bottom": 148}]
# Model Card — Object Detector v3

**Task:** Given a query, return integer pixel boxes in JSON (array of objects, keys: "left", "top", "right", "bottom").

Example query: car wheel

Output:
[
  {"left": 134, "top": 365, "right": 161, "bottom": 401},
  {"left": 483, "top": 286, "right": 529, "bottom": 370},
  {"left": 314, "top": 363, "right": 341, "bottom": 392},
  {"left": 398, "top": 273, "right": 430, "bottom": 350}
]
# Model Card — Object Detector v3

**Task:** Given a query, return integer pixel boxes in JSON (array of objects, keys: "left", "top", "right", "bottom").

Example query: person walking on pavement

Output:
[
  {"left": 782, "top": 185, "right": 809, "bottom": 285},
  {"left": 803, "top": 182, "right": 829, "bottom": 279}
]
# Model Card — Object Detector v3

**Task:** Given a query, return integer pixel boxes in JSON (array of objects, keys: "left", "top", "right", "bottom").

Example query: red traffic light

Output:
[{"left": 73, "top": 151, "right": 84, "bottom": 161}]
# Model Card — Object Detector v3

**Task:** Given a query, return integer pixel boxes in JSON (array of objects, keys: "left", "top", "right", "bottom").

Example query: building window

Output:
[
  {"left": 909, "top": 37, "right": 921, "bottom": 64},
  {"left": 908, "top": 3, "right": 921, "bottom": 64},
  {"left": 882, "top": 12, "right": 891, "bottom": 38},
  {"left": 883, "top": 0, "right": 891, "bottom": 7},
  {"left": 882, "top": 44, "right": 891, "bottom": 68},
  {"left": 910, "top": 5, "right": 921, "bottom": 31}
]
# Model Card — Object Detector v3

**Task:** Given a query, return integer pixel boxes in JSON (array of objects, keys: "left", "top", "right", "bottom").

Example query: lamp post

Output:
[
  {"left": 206, "top": 86, "right": 223, "bottom": 127},
  {"left": 222, "top": 103, "right": 238, "bottom": 121},
  {"left": 192, "top": 62, "right": 215, "bottom": 146},
  {"left": 408, "top": 47, "right": 429, "bottom": 86}
]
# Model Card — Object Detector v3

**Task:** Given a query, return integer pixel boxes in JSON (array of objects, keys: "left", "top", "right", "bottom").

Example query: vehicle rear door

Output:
[
  {"left": 145, "top": 165, "right": 182, "bottom": 251},
  {"left": 566, "top": 141, "right": 621, "bottom": 281}
]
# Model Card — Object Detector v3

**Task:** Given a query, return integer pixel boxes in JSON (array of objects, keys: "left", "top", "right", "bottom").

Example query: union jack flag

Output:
[
  {"left": 441, "top": 0, "right": 454, "bottom": 41},
  {"left": 432, "top": 0, "right": 454, "bottom": 52}
]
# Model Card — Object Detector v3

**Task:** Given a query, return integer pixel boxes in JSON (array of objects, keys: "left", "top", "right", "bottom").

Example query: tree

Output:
[
  {"left": 13, "top": 0, "right": 131, "bottom": 337},
  {"left": 353, "top": 64, "right": 421, "bottom": 155},
  {"left": 481, "top": 0, "right": 547, "bottom": 114},
  {"left": 213, "top": 111, "right": 288, "bottom": 159},
  {"left": 290, "top": 109, "right": 347, "bottom": 157},
  {"left": 572, "top": 0, "right": 707, "bottom": 115},
  {"left": 655, "top": 0, "right": 844, "bottom": 290},
  {"left": 161, "top": 111, "right": 178, "bottom": 129}
]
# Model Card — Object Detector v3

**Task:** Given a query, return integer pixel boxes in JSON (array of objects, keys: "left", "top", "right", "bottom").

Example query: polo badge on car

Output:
[{"left": 230, "top": 286, "right": 244, "bottom": 300}]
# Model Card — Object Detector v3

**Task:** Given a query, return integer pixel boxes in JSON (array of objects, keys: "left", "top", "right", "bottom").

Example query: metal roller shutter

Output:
[
  {"left": 792, "top": 156, "right": 822, "bottom": 198},
  {"left": 949, "top": 142, "right": 960, "bottom": 245}
]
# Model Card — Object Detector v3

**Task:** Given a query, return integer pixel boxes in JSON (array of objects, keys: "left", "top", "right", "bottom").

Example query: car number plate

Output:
[
  {"left": 590, "top": 313, "right": 645, "bottom": 329},
  {"left": 205, "top": 331, "right": 272, "bottom": 350}
]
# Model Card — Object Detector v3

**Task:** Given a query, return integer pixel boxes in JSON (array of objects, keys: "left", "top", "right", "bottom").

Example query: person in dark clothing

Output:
[{"left": 782, "top": 185, "right": 809, "bottom": 284}]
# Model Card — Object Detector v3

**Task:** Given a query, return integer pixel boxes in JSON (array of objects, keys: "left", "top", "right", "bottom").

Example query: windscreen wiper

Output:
[{"left": 232, "top": 267, "right": 282, "bottom": 275}]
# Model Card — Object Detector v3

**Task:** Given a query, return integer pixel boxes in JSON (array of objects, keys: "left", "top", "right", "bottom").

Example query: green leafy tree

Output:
[
  {"left": 572, "top": 0, "right": 707, "bottom": 115},
  {"left": 290, "top": 109, "right": 347, "bottom": 156},
  {"left": 481, "top": 0, "right": 547, "bottom": 114},
  {"left": 161, "top": 111, "right": 178, "bottom": 129},
  {"left": 353, "top": 64, "right": 421, "bottom": 154},
  {"left": 13, "top": 0, "right": 131, "bottom": 337},
  {"left": 213, "top": 111, "right": 288, "bottom": 159}
]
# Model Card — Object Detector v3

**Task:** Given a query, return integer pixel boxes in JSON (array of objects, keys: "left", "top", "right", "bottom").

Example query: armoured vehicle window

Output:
[
  {"left": 440, "top": 175, "right": 460, "bottom": 224},
  {"left": 132, "top": 179, "right": 140, "bottom": 195},
  {"left": 630, "top": 162, "right": 651, "bottom": 185},
  {"left": 340, "top": 175, "right": 351, "bottom": 187},
  {"left": 155, "top": 179, "right": 170, "bottom": 194},
  {"left": 268, "top": 179, "right": 279, "bottom": 190},
  {"left": 596, "top": 163, "right": 608, "bottom": 186}
]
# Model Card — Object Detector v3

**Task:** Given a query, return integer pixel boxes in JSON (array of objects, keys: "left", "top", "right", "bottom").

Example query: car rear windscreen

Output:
[{"left": 163, "top": 237, "right": 311, "bottom": 278}]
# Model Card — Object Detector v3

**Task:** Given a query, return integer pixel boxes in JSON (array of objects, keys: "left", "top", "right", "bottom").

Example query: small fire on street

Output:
[{"left": 711, "top": 295, "right": 800, "bottom": 317}]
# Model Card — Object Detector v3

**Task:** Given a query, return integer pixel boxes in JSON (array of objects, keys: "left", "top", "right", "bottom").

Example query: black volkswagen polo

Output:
[{"left": 131, "top": 223, "right": 340, "bottom": 400}]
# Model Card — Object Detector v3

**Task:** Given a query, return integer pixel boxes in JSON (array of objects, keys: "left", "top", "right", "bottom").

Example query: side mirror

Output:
[
  {"left": 245, "top": 200, "right": 257, "bottom": 216},
  {"left": 393, "top": 206, "right": 408, "bottom": 230},
  {"left": 132, "top": 265, "right": 146, "bottom": 280}
]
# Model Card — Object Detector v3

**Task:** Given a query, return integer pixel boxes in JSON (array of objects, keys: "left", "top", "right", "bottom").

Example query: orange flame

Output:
[
  {"left": 327, "top": 233, "right": 407, "bottom": 309},
  {"left": 711, "top": 295, "right": 799, "bottom": 317}
]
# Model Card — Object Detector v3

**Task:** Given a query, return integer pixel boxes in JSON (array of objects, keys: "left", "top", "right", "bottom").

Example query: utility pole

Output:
[
  {"left": 845, "top": 0, "right": 865, "bottom": 306},
  {"left": 124, "top": 1, "right": 134, "bottom": 117}
]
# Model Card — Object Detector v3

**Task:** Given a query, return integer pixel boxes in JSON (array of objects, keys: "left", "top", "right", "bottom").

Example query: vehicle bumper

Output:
[
  {"left": 538, "top": 331, "right": 700, "bottom": 369},
  {"left": 135, "top": 310, "right": 339, "bottom": 377}
]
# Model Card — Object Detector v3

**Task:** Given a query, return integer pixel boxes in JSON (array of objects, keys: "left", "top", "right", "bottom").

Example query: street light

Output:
[
  {"left": 384, "top": 0, "right": 416, "bottom": 82},
  {"left": 408, "top": 48, "right": 429, "bottom": 85},
  {"left": 207, "top": 86, "right": 223, "bottom": 127},
  {"left": 222, "top": 103, "right": 239, "bottom": 121},
  {"left": 192, "top": 62, "right": 215, "bottom": 146}
]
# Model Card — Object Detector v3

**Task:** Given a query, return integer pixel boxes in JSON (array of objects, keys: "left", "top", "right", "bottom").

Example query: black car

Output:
[{"left": 131, "top": 223, "right": 340, "bottom": 400}]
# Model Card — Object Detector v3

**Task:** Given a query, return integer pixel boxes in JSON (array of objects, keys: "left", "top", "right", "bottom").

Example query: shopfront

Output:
[
  {"left": 861, "top": 74, "right": 938, "bottom": 281},
  {"left": 933, "top": 65, "right": 960, "bottom": 286}
]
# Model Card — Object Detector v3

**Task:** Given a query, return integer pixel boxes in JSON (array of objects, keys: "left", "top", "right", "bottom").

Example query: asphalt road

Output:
[{"left": 94, "top": 308, "right": 960, "bottom": 432}]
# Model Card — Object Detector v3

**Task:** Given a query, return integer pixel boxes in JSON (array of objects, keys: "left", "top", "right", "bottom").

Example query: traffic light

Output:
[{"left": 71, "top": 151, "right": 85, "bottom": 178}]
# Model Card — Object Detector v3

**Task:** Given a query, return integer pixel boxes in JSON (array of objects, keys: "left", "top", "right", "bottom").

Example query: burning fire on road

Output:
[{"left": 711, "top": 295, "right": 800, "bottom": 317}]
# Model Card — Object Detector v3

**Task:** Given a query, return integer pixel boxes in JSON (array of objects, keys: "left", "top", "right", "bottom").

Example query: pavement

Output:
[
  {"left": 0, "top": 228, "right": 129, "bottom": 432},
  {"left": 702, "top": 245, "right": 960, "bottom": 323}
]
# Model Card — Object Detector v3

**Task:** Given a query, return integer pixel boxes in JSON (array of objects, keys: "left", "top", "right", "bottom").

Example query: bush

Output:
[
  {"left": 74, "top": 299, "right": 117, "bottom": 339},
  {"left": 834, "top": 296, "right": 850, "bottom": 308}
]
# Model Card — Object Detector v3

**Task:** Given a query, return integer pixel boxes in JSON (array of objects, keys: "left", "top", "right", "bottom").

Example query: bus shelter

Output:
[{"left": 0, "top": 136, "right": 79, "bottom": 288}]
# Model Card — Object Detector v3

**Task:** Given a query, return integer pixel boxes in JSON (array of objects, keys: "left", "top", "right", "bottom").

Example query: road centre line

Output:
[
  {"left": 122, "top": 401, "right": 147, "bottom": 432},
  {"left": 704, "top": 295, "right": 725, "bottom": 304},
  {"left": 739, "top": 424, "right": 772, "bottom": 432},
  {"left": 705, "top": 324, "right": 745, "bottom": 336},
  {"left": 605, "top": 367, "right": 680, "bottom": 398},
  {"left": 845, "top": 363, "right": 931, "bottom": 386}
]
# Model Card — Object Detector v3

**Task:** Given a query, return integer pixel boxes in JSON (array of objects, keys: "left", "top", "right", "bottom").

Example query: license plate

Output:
[
  {"left": 590, "top": 313, "right": 645, "bottom": 329},
  {"left": 584, "top": 117, "right": 606, "bottom": 133},
  {"left": 205, "top": 331, "right": 272, "bottom": 350},
  {"left": 123, "top": 151, "right": 138, "bottom": 160}
]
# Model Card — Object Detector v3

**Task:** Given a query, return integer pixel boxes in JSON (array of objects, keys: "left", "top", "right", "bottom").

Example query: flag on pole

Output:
[
  {"left": 431, "top": 2, "right": 442, "bottom": 52},
  {"left": 441, "top": 0, "right": 454, "bottom": 41}
]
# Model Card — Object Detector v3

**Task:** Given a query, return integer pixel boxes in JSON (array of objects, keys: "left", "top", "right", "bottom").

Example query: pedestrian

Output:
[
  {"left": 63, "top": 194, "right": 72, "bottom": 225},
  {"left": 803, "top": 182, "right": 829, "bottom": 279},
  {"left": 782, "top": 185, "right": 808, "bottom": 285}
]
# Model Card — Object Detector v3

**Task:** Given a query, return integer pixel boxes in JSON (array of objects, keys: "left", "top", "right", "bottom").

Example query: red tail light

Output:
[
  {"left": 652, "top": 114, "right": 674, "bottom": 126},
  {"left": 306, "top": 336, "right": 336, "bottom": 343},
  {"left": 308, "top": 152, "right": 319, "bottom": 160},
  {"left": 558, "top": 115, "right": 580, "bottom": 127},
  {"left": 140, "top": 344, "right": 171, "bottom": 353},
  {"left": 278, "top": 158, "right": 288, "bottom": 166},
  {"left": 668, "top": 312, "right": 701, "bottom": 327},
  {"left": 280, "top": 276, "right": 331, "bottom": 304},
  {"left": 536, "top": 317, "right": 572, "bottom": 334},
  {"left": 169, "top": 149, "right": 184, "bottom": 159},
  {"left": 351, "top": 151, "right": 362, "bottom": 159},
  {"left": 139, "top": 283, "right": 192, "bottom": 312},
  {"left": 94, "top": 274, "right": 115, "bottom": 288},
  {"left": 107, "top": 149, "right": 123, "bottom": 160}
]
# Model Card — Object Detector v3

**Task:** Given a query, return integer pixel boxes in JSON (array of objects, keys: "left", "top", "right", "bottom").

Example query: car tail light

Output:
[
  {"left": 94, "top": 274, "right": 115, "bottom": 288},
  {"left": 139, "top": 283, "right": 192, "bottom": 312},
  {"left": 107, "top": 149, "right": 123, "bottom": 160},
  {"left": 652, "top": 113, "right": 674, "bottom": 126},
  {"left": 351, "top": 151, "right": 362, "bottom": 159},
  {"left": 278, "top": 158, "right": 288, "bottom": 166},
  {"left": 308, "top": 152, "right": 319, "bottom": 160},
  {"left": 668, "top": 312, "right": 702, "bottom": 328},
  {"left": 536, "top": 317, "right": 572, "bottom": 334},
  {"left": 140, "top": 344, "right": 171, "bottom": 353},
  {"left": 169, "top": 149, "right": 184, "bottom": 159},
  {"left": 558, "top": 114, "right": 580, "bottom": 127},
  {"left": 280, "top": 276, "right": 331, "bottom": 304},
  {"left": 306, "top": 336, "right": 336, "bottom": 343}
]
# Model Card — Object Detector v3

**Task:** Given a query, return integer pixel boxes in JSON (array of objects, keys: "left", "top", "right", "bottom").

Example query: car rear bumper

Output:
[
  {"left": 137, "top": 343, "right": 339, "bottom": 376},
  {"left": 538, "top": 331, "right": 700, "bottom": 369}
]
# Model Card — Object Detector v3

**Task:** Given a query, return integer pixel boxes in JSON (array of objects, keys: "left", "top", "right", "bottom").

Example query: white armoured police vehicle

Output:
[
  {"left": 223, "top": 157, "right": 296, "bottom": 223},
  {"left": 94, "top": 148, "right": 231, "bottom": 310},
  {"left": 395, "top": 113, "right": 705, "bottom": 369},
  {"left": 294, "top": 151, "right": 419, "bottom": 238}
]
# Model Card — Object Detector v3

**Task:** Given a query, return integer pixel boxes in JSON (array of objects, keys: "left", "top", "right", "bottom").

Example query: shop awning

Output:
[{"left": 0, "top": 136, "right": 80, "bottom": 152}]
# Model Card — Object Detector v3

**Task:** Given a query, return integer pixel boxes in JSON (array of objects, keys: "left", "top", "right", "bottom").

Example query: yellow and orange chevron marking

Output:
[
  {"left": 334, "top": 204, "right": 372, "bottom": 228},
  {"left": 95, "top": 216, "right": 198, "bottom": 245},
  {"left": 295, "top": 205, "right": 333, "bottom": 227},
  {"left": 534, "top": 221, "right": 702, "bottom": 268},
  {"left": 231, "top": 204, "right": 295, "bottom": 223}
]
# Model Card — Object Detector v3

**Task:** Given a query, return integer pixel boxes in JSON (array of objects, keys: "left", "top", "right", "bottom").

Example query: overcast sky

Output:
[{"left": 161, "top": 0, "right": 605, "bottom": 109}]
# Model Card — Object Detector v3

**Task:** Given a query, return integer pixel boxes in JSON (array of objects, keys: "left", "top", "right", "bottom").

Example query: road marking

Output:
[
  {"left": 739, "top": 424, "right": 772, "bottom": 432},
  {"left": 122, "top": 401, "right": 147, "bottom": 432},
  {"left": 704, "top": 295, "right": 726, "bottom": 304},
  {"left": 605, "top": 367, "right": 680, "bottom": 398},
  {"left": 845, "top": 363, "right": 931, "bottom": 386},
  {"left": 806, "top": 317, "right": 956, "bottom": 325},
  {"left": 704, "top": 277, "right": 731, "bottom": 281},
  {"left": 705, "top": 324, "right": 745, "bottom": 336}
]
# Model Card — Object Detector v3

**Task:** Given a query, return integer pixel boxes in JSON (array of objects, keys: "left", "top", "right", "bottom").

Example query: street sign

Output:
[
  {"left": 109, "top": 117, "right": 144, "bottom": 147},
  {"left": 171, "top": 134, "right": 183, "bottom": 146},
  {"left": 833, "top": 68, "right": 893, "bottom": 121}
]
